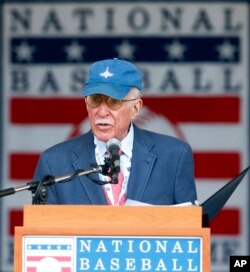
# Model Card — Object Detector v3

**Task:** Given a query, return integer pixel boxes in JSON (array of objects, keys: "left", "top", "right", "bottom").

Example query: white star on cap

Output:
[{"left": 100, "top": 67, "right": 114, "bottom": 78}]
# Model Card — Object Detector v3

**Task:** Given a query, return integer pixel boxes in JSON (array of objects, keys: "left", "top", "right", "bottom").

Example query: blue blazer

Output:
[{"left": 33, "top": 126, "right": 197, "bottom": 205}]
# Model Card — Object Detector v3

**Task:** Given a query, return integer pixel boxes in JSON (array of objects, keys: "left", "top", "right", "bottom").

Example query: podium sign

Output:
[
  {"left": 23, "top": 236, "right": 202, "bottom": 271},
  {"left": 14, "top": 205, "right": 210, "bottom": 271}
]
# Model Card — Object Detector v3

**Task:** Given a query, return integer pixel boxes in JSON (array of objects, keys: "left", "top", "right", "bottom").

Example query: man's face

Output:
[{"left": 85, "top": 92, "right": 142, "bottom": 142}]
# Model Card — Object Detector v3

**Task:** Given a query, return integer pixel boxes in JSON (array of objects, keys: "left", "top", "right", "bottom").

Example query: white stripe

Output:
[
  {"left": 7, "top": 125, "right": 88, "bottom": 151},
  {"left": 5, "top": 63, "right": 247, "bottom": 95},
  {"left": 7, "top": 123, "right": 243, "bottom": 152},
  {"left": 196, "top": 179, "right": 247, "bottom": 207},
  {"left": 4, "top": 3, "right": 248, "bottom": 35},
  {"left": 180, "top": 124, "right": 245, "bottom": 150},
  {"left": 26, "top": 261, "right": 70, "bottom": 266}
]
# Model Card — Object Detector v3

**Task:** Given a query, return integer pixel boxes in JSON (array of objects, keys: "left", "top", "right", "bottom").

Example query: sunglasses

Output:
[{"left": 86, "top": 94, "right": 139, "bottom": 110}]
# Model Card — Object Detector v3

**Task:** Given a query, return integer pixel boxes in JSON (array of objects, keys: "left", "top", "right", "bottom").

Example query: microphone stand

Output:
[{"left": 0, "top": 163, "right": 109, "bottom": 205}]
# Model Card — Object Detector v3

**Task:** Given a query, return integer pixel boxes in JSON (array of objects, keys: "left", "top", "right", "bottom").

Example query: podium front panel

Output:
[
  {"left": 14, "top": 205, "right": 210, "bottom": 271},
  {"left": 15, "top": 227, "right": 210, "bottom": 271}
]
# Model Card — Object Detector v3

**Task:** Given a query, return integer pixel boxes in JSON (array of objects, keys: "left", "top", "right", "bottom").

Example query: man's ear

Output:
[{"left": 132, "top": 99, "right": 143, "bottom": 119}]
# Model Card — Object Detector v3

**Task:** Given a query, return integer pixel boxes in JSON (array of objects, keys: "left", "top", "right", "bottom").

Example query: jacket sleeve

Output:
[
  {"left": 174, "top": 143, "right": 197, "bottom": 204},
  {"left": 33, "top": 152, "right": 58, "bottom": 204}
]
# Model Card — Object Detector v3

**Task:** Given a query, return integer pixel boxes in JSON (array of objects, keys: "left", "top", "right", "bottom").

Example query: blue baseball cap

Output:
[{"left": 82, "top": 58, "right": 142, "bottom": 100}]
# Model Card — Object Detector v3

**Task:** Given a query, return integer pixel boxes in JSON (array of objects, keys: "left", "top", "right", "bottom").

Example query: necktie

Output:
[
  {"left": 104, "top": 170, "right": 126, "bottom": 206},
  {"left": 112, "top": 171, "right": 126, "bottom": 206},
  {"left": 102, "top": 149, "right": 127, "bottom": 205}
]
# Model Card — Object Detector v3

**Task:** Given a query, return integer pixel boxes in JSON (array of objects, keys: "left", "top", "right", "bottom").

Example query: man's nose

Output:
[{"left": 96, "top": 100, "right": 110, "bottom": 115}]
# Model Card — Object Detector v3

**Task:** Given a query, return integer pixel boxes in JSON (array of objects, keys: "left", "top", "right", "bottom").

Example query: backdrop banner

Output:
[{"left": 0, "top": 1, "right": 249, "bottom": 271}]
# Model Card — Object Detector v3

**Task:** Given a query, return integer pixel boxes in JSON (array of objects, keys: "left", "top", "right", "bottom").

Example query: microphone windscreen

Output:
[{"left": 106, "top": 138, "right": 121, "bottom": 154}]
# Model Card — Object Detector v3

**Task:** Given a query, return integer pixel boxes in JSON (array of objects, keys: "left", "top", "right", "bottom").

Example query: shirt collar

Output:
[
  {"left": 121, "top": 124, "right": 134, "bottom": 158},
  {"left": 94, "top": 124, "right": 134, "bottom": 158}
]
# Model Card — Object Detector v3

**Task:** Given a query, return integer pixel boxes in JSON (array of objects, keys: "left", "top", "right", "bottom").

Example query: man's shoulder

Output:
[
  {"left": 134, "top": 126, "right": 189, "bottom": 147},
  {"left": 43, "top": 131, "right": 93, "bottom": 154}
]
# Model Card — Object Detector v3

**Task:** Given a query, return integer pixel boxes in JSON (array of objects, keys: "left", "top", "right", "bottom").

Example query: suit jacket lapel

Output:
[
  {"left": 127, "top": 126, "right": 156, "bottom": 201},
  {"left": 71, "top": 131, "right": 107, "bottom": 204}
]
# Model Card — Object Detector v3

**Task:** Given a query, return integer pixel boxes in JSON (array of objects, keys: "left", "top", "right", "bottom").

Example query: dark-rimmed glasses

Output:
[{"left": 86, "top": 94, "right": 139, "bottom": 110}]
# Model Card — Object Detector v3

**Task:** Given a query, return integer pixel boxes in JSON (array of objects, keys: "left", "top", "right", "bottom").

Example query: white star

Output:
[
  {"left": 164, "top": 40, "right": 187, "bottom": 60},
  {"left": 115, "top": 40, "right": 136, "bottom": 60},
  {"left": 64, "top": 41, "right": 85, "bottom": 61},
  {"left": 100, "top": 67, "right": 114, "bottom": 78},
  {"left": 14, "top": 41, "right": 35, "bottom": 61},
  {"left": 216, "top": 40, "right": 236, "bottom": 60}
]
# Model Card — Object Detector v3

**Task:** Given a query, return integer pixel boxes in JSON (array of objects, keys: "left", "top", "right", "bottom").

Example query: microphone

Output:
[{"left": 106, "top": 138, "right": 121, "bottom": 181}]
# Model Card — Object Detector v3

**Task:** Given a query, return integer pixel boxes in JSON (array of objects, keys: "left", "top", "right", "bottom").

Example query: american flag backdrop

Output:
[{"left": 0, "top": 1, "right": 249, "bottom": 271}]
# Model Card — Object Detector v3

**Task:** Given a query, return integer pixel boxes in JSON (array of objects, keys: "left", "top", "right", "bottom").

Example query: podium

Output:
[{"left": 14, "top": 205, "right": 210, "bottom": 271}]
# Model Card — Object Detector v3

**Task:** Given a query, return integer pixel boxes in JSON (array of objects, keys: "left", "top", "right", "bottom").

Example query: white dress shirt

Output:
[{"left": 94, "top": 124, "right": 134, "bottom": 205}]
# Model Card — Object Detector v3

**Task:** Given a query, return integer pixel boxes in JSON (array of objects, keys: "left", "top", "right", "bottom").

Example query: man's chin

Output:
[{"left": 94, "top": 132, "right": 115, "bottom": 142}]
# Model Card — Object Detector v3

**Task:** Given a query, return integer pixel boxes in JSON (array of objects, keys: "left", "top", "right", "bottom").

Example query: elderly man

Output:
[{"left": 33, "top": 58, "right": 197, "bottom": 205}]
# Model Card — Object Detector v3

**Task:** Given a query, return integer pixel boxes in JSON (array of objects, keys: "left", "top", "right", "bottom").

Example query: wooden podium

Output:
[{"left": 14, "top": 205, "right": 210, "bottom": 271}]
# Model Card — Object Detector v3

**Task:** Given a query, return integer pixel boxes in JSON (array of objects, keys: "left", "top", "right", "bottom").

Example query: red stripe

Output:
[
  {"left": 10, "top": 96, "right": 239, "bottom": 124},
  {"left": 8, "top": 210, "right": 23, "bottom": 236},
  {"left": 194, "top": 152, "right": 240, "bottom": 179},
  {"left": 210, "top": 208, "right": 240, "bottom": 235},
  {"left": 62, "top": 268, "right": 71, "bottom": 272},
  {"left": 27, "top": 268, "right": 36, "bottom": 272},
  {"left": 9, "top": 152, "right": 240, "bottom": 181},
  {"left": 142, "top": 96, "right": 239, "bottom": 123},
  {"left": 27, "top": 256, "right": 71, "bottom": 261},
  {"left": 11, "top": 97, "right": 88, "bottom": 124},
  {"left": 10, "top": 153, "right": 39, "bottom": 180}
]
